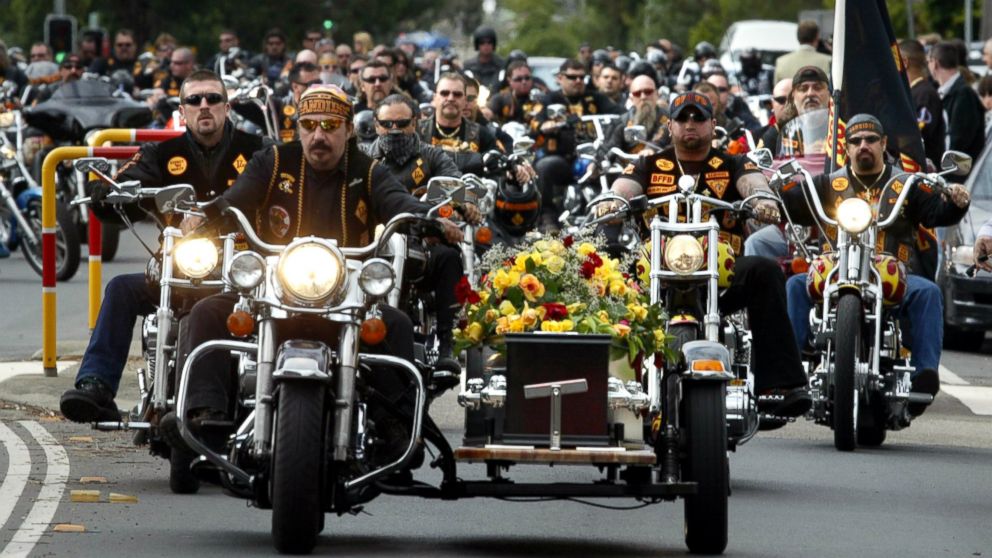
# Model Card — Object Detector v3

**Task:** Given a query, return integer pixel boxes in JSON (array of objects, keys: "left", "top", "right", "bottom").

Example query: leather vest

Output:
[
  {"left": 418, "top": 117, "right": 482, "bottom": 153},
  {"left": 154, "top": 129, "right": 264, "bottom": 201}
]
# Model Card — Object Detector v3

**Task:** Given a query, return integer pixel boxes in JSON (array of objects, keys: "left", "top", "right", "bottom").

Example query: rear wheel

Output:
[
  {"left": 832, "top": 293, "right": 862, "bottom": 452},
  {"left": 21, "top": 199, "right": 80, "bottom": 281},
  {"left": 682, "top": 381, "right": 729, "bottom": 555},
  {"left": 271, "top": 382, "right": 325, "bottom": 555}
]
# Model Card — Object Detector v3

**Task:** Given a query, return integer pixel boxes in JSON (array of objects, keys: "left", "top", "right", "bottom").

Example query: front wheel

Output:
[
  {"left": 271, "top": 382, "right": 326, "bottom": 554},
  {"left": 832, "top": 293, "right": 862, "bottom": 452},
  {"left": 21, "top": 199, "right": 81, "bottom": 281},
  {"left": 682, "top": 381, "right": 729, "bottom": 555}
]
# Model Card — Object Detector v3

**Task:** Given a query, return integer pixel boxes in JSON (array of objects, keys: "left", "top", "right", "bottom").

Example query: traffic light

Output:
[
  {"left": 45, "top": 14, "right": 78, "bottom": 57},
  {"left": 323, "top": 19, "right": 333, "bottom": 31}
]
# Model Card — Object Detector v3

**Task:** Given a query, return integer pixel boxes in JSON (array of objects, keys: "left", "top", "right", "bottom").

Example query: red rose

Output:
[
  {"left": 580, "top": 261, "right": 596, "bottom": 279},
  {"left": 454, "top": 276, "right": 481, "bottom": 305},
  {"left": 542, "top": 302, "right": 569, "bottom": 320},
  {"left": 587, "top": 252, "right": 603, "bottom": 268},
  {"left": 563, "top": 235, "right": 574, "bottom": 248}
]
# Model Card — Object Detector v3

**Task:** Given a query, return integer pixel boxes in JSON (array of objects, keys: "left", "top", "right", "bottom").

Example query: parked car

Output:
[
  {"left": 529, "top": 56, "right": 566, "bottom": 91},
  {"left": 719, "top": 20, "right": 799, "bottom": 71},
  {"left": 939, "top": 142, "right": 992, "bottom": 351}
]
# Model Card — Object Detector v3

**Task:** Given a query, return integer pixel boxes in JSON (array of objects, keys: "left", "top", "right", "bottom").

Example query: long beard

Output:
[{"left": 632, "top": 103, "right": 658, "bottom": 130}]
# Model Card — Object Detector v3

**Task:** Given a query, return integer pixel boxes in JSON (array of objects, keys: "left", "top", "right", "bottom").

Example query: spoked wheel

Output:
[
  {"left": 21, "top": 199, "right": 80, "bottom": 281},
  {"left": 682, "top": 381, "right": 729, "bottom": 555},
  {"left": 271, "top": 382, "right": 326, "bottom": 555},
  {"left": 832, "top": 293, "right": 863, "bottom": 452}
]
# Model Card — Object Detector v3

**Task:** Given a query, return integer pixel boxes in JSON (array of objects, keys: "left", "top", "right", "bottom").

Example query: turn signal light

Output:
[
  {"left": 438, "top": 204, "right": 454, "bottom": 218},
  {"left": 474, "top": 226, "right": 493, "bottom": 245},
  {"left": 226, "top": 310, "right": 254, "bottom": 337},
  {"left": 690, "top": 359, "right": 726, "bottom": 372},
  {"left": 790, "top": 257, "right": 810, "bottom": 275},
  {"left": 360, "top": 317, "right": 387, "bottom": 345}
]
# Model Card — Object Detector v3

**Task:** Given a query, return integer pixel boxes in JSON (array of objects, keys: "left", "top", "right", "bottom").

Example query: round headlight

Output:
[
  {"left": 276, "top": 240, "right": 345, "bottom": 304},
  {"left": 359, "top": 258, "right": 395, "bottom": 298},
  {"left": 664, "top": 234, "right": 705, "bottom": 274},
  {"left": 174, "top": 238, "right": 218, "bottom": 279},
  {"left": 837, "top": 197, "right": 873, "bottom": 234},
  {"left": 228, "top": 251, "right": 265, "bottom": 290}
]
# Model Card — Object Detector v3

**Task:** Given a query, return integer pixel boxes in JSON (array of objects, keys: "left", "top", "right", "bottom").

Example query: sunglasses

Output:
[
  {"left": 376, "top": 117, "right": 413, "bottom": 129},
  {"left": 349, "top": 67, "right": 362, "bottom": 74},
  {"left": 62, "top": 63, "right": 84, "bottom": 70},
  {"left": 115, "top": 42, "right": 134, "bottom": 48},
  {"left": 848, "top": 135, "right": 881, "bottom": 146},
  {"left": 674, "top": 112, "right": 710, "bottom": 123},
  {"left": 438, "top": 89, "right": 464, "bottom": 98},
  {"left": 182, "top": 93, "right": 225, "bottom": 106},
  {"left": 362, "top": 75, "right": 389, "bottom": 84},
  {"left": 299, "top": 118, "right": 345, "bottom": 132},
  {"left": 629, "top": 88, "right": 655, "bottom": 98},
  {"left": 466, "top": 95, "right": 477, "bottom": 102},
  {"left": 511, "top": 75, "right": 532, "bottom": 82},
  {"left": 561, "top": 73, "right": 585, "bottom": 81},
  {"left": 773, "top": 95, "right": 788, "bottom": 105},
  {"left": 714, "top": 86, "right": 729, "bottom": 93}
]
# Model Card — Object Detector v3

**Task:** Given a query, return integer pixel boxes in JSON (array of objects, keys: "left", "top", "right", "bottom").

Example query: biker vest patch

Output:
[{"left": 154, "top": 130, "right": 265, "bottom": 200}]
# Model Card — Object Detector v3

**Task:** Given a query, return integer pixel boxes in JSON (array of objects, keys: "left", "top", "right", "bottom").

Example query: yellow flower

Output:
[
  {"left": 521, "top": 306, "right": 539, "bottom": 327},
  {"left": 609, "top": 279, "right": 628, "bottom": 296},
  {"left": 466, "top": 322, "right": 484, "bottom": 343},
  {"left": 567, "top": 302, "right": 586, "bottom": 315},
  {"left": 534, "top": 239, "right": 551, "bottom": 252},
  {"left": 479, "top": 290, "right": 490, "bottom": 304},
  {"left": 613, "top": 323, "right": 631, "bottom": 337},
  {"left": 597, "top": 310, "right": 610, "bottom": 323},
  {"left": 509, "top": 315, "right": 525, "bottom": 332},
  {"left": 560, "top": 319, "right": 574, "bottom": 332},
  {"left": 547, "top": 240, "right": 566, "bottom": 255},
  {"left": 513, "top": 252, "right": 542, "bottom": 272},
  {"left": 484, "top": 308, "right": 499, "bottom": 323},
  {"left": 493, "top": 269, "right": 521, "bottom": 292},
  {"left": 495, "top": 316, "right": 511, "bottom": 335},
  {"left": 535, "top": 305, "right": 547, "bottom": 320},
  {"left": 654, "top": 329, "right": 666, "bottom": 346},
  {"left": 593, "top": 280, "right": 607, "bottom": 297},
  {"left": 540, "top": 319, "right": 574, "bottom": 332},
  {"left": 544, "top": 255, "right": 565, "bottom": 274},
  {"left": 577, "top": 242, "right": 597, "bottom": 257},
  {"left": 627, "top": 303, "right": 648, "bottom": 321},
  {"left": 520, "top": 273, "right": 546, "bottom": 302},
  {"left": 499, "top": 300, "right": 517, "bottom": 316}
]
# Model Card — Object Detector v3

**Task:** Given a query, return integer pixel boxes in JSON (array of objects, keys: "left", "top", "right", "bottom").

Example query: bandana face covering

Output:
[{"left": 380, "top": 131, "right": 420, "bottom": 165}]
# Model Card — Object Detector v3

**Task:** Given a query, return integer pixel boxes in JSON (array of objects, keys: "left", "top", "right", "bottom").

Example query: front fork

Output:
[{"left": 152, "top": 230, "right": 178, "bottom": 412}]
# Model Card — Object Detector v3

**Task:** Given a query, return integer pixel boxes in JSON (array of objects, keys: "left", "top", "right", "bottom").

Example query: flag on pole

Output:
[{"left": 826, "top": 0, "right": 927, "bottom": 172}]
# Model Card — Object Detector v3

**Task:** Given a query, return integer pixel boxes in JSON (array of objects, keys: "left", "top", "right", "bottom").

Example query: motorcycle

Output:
[
  {"left": 24, "top": 78, "right": 153, "bottom": 262},
  {"left": 172, "top": 197, "right": 730, "bottom": 555},
  {"left": 768, "top": 150, "right": 971, "bottom": 451}
]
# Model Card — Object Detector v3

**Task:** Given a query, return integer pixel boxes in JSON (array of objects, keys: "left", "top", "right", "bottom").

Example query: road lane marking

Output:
[
  {"left": 0, "top": 361, "right": 77, "bottom": 385},
  {"left": 2, "top": 421, "right": 69, "bottom": 558},
  {"left": 939, "top": 365, "right": 969, "bottom": 386},
  {"left": 940, "top": 385, "right": 992, "bottom": 416},
  {"left": 0, "top": 422, "right": 31, "bottom": 534}
]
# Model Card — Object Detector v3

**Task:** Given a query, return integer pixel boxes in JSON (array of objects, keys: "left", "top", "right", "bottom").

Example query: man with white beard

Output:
[{"left": 601, "top": 74, "right": 670, "bottom": 156}]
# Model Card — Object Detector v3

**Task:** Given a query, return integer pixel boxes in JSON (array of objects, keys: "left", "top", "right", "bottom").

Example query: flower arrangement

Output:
[{"left": 453, "top": 235, "right": 668, "bottom": 362}]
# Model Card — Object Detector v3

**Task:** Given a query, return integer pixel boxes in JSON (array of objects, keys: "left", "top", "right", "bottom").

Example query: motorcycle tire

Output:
[
  {"left": 100, "top": 224, "right": 121, "bottom": 262},
  {"left": 681, "top": 381, "right": 729, "bottom": 555},
  {"left": 856, "top": 392, "right": 887, "bottom": 447},
  {"left": 832, "top": 293, "right": 862, "bottom": 452},
  {"left": 271, "top": 382, "right": 325, "bottom": 555},
  {"left": 169, "top": 449, "right": 200, "bottom": 494},
  {"left": 668, "top": 323, "right": 699, "bottom": 370},
  {"left": 21, "top": 199, "right": 81, "bottom": 281}
]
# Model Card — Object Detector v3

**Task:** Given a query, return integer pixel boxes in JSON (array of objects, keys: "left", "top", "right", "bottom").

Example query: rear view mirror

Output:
[
  {"left": 624, "top": 125, "right": 647, "bottom": 144},
  {"left": 940, "top": 150, "right": 972, "bottom": 176},
  {"left": 154, "top": 184, "right": 196, "bottom": 213},
  {"left": 73, "top": 157, "right": 112, "bottom": 175},
  {"left": 747, "top": 148, "right": 774, "bottom": 170},
  {"left": 425, "top": 177, "right": 466, "bottom": 204}
]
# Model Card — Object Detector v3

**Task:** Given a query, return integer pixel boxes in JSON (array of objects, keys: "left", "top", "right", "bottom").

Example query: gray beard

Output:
[{"left": 632, "top": 104, "right": 658, "bottom": 130}]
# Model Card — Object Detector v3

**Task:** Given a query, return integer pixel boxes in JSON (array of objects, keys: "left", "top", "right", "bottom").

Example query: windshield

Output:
[
  {"left": 778, "top": 108, "right": 829, "bottom": 159},
  {"left": 971, "top": 145, "right": 992, "bottom": 201}
]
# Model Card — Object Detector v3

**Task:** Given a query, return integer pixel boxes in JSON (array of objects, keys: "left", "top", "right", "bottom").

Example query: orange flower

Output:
[{"left": 519, "top": 273, "right": 546, "bottom": 302}]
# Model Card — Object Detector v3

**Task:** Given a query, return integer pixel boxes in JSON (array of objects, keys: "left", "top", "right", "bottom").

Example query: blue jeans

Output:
[
  {"left": 744, "top": 224, "right": 789, "bottom": 259},
  {"left": 75, "top": 273, "right": 157, "bottom": 394},
  {"left": 786, "top": 272, "right": 943, "bottom": 377}
]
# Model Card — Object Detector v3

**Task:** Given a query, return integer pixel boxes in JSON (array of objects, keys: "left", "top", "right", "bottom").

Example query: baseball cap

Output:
[
  {"left": 670, "top": 91, "right": 714, "bottom": 120},
  {"left": 792, "top": 65, "right": 829, "bottom": 86},
  {"left": 846, "top": 113, "right": 884, "bottom": 137}
]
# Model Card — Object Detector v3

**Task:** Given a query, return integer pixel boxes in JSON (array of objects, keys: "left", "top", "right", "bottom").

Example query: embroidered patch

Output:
[
  {"left": 891, "top": 179, "right": 903, "bottom": 194},
  {"left": 268, "top": 205, "right": 291, "bottom": 239},
  {"left": 707, "top": 156, "right": 723, "bottom": 169},
  {"left": 278, "top": 172, "right": 295, "bottom": 194},
  {"left": 283, "top": 105, "right": 296, "bottom": 116},
  {"left": 705, "top": 171, "right": 729, "bottom": 180},
  {"left": 897, "top": 244, "right": 910, "bottom": 262},
  {"left": 650, "top": 173, "right": 674, "bottom": 185},
  {"left": 511, "top": 212, "right": 525, "bottom": 226},
  {"left": 622, "top": 163, "right": 635, "bottom": 175},
  {"left": 647, "top": 184, "right": 677, "bottom": 195},
  {"left": 411, "top": 166, "right": 425, "bottom": 185},
  {"left": 233, "top": 153, "right": 247, "bottom": 174},
  {"left": 656, "top": 159, "right": 674, "bottom": 171},
  {"left": 709, "top": 179, "right": 730, "bottom": 197},
  {"left": 355, "top": 199, "right": 368, "bottom": 224},
  {"left": 167, "top": 156, "right": 187, "bottom": 175},
  {"left": 832, "top": 177, "right": 849, "bottom": 192},
  {"left": 743, "top": 161, "right": 758, "bottom": 170}
]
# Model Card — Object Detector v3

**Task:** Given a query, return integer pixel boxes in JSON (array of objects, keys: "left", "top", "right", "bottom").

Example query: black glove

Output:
[{"left": 87, "top": 181, "right": 112, "bottom": 204}]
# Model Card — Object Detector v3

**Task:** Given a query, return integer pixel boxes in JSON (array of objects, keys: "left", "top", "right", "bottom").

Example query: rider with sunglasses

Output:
[
  {"left": 60, "top": 70, "right": 268, "bottom": 430},
  {"left": 782, "top": 113, "right": 972, "bottom": 417},
  {"left": 607, "top": 91, "right": 814, "bottom": 420},
  {"left": 418, "top": 72, "right": 503, "bottom": 173},
  {"left": 600, "top": 74, "right": 670, "bottom": 157}
]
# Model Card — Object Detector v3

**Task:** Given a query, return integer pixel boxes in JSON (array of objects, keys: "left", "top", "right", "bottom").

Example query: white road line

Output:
[
  {"left": 939, "top": 365, "right": 969, "bottom": 386},
  {"left": 2, "top": 421, "right": 70, "bottom": 558},
  {"left": 941, "top": 385, "right": 992, "bottom": 416},
  {"left": 0, "top": 422, "right": 31, "bottom": 534}
]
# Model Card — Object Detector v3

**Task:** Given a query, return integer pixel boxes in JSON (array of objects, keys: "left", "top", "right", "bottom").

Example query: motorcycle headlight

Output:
[
  {"left": 359, "top": 258, "right": 395, "bottom": 298},
  {"left": 664, "top": 234, "right": 705, "bottom": 274},
  {"left": 173, "top": 238, "right": 219, "bottom": 279},
  {"left": 836, "top": 197, "right": 872, "bottom": 234},
  {"left": 276, "top": 239, "right": 345, "bottom": 305},
  {"left": 950, "top": 245, "right": 974, "bottom": 267},
  {"left": 228, "top": 251, "right": 265, "bottom": 290}
]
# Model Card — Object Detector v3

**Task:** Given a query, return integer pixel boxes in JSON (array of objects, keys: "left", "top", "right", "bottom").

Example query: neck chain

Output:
[
  {"left": 850, "top": 167, "right": 885, "bottom": 191},
  {"left": 674, "top": 153, "right": 702, "bottom": 186},
  {"left": 435, "top": 119, "right": 462, "bottom": 139}
]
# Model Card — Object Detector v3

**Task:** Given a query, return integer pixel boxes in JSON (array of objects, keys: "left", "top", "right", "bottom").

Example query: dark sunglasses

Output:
[
  {"left": 376, "top": 118, "right": 413, "bottom": 129},
  {"left": 362, "top": 75, "right": 389, "bottom": 84},
  {"left": 674, "top": 112, "right": 709, "bottom": 123},
  {"left": 511, "top": 75, "right": 532, "bottom": 82},
  {"left": 349, "top": 67, "right": 362, "bottom": 74},
  {"left": 115, "top": 42, "right": 134, "bottom": 48},
  {"left": 561, "top": 73, "right": 585, "bottom": 81},
  {"left": 773, "top": 95, "right": 788, "bottom": 105},
  {"left": 299, "top": 118, "right": 345, "bottom": 132},
  {"left": 714, "top": 86, "right": 729, "bottom": 93},
  {"left": 182, "top": 93, "right": 225, "bottom": 106},
  {"left": 848, "top": 135, "right": 881, "bottom": 146},
  {"left": 437, "top": 89, "right": 464, "bottom": 98},
  {"left": 629, "top": 88, "right": 655, "bottom": 98},
  {"left": 61, "top": 63, "right": 84, "bottom": 70},
  {"left": 466, "top": 95, "right": 478, "bottom": 102}
]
